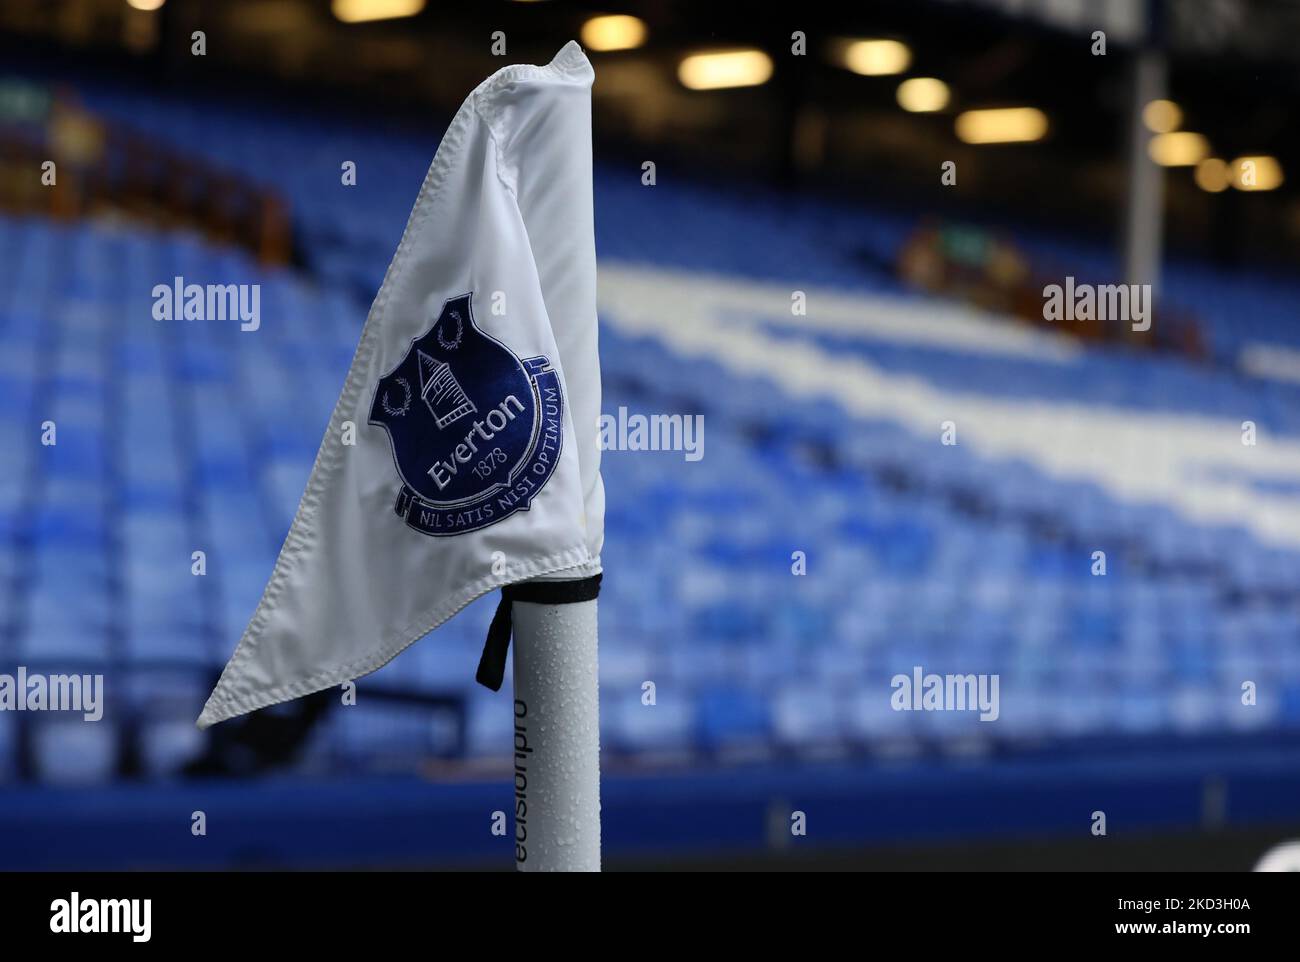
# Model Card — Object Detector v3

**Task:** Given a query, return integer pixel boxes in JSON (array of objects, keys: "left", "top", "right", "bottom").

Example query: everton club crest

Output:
[{"left": 369, "top": 293, "right": 563, "bottom": 536}]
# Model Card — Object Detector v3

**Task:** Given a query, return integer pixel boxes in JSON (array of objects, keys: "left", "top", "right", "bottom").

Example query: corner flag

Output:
[{"left": 197, "top": 41, "right": 604, "bottom": 730}]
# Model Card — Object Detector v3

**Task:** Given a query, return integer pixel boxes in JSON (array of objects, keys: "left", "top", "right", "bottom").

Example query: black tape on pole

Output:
[{"left": 475, "top": 573, "right": 602, "bottom": 692}]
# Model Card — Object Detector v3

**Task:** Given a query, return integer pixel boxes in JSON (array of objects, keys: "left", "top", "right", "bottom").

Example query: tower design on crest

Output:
[{"left": 418, "top": 350, "right": 477, "bottom": 430}]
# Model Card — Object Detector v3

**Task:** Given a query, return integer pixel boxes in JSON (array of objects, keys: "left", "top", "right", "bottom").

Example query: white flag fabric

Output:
[{"left": 198, "top": 41, "right": 603, "bottom": 729}]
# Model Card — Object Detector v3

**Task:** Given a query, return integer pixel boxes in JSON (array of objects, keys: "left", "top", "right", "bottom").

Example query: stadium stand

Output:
[{"left": 3, "top": 80, "right": 1300, "bottom": 866}]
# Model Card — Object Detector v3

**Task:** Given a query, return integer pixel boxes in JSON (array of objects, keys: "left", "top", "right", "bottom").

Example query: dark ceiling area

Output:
[{"left": 2, "top": 0, "right": 1298, "bottom": 267}]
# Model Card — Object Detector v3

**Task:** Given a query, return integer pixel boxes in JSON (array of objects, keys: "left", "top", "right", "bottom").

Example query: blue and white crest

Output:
[{"left": 369, "top": 293, "right": 564, "bottom": 536}]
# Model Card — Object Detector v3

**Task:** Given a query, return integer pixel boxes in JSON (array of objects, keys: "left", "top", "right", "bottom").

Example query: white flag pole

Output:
[{"left": 509, "top": 583, "right": 601, "bottom": 872}]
